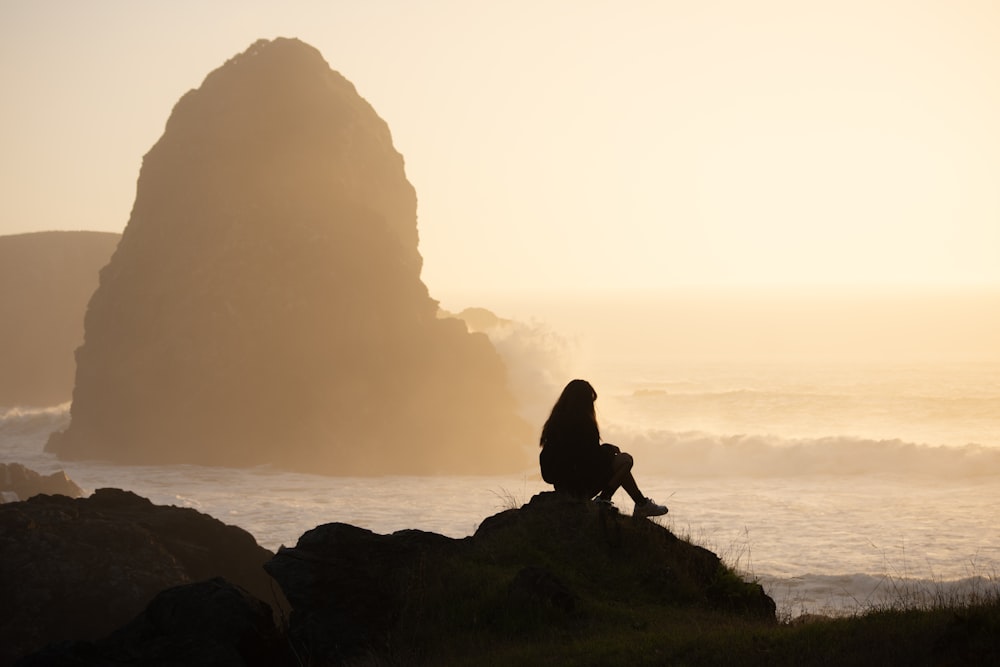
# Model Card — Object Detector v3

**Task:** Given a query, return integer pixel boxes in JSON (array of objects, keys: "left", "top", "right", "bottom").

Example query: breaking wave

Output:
[
  {"left": 762, "top": 573, "right": 1000, "bottom": 618},
  {"left": 604, "top": 426, "right": 1000, "bottom": 478},
  {"left": 469, "top": 314, "right": 576, "bottom": 427},
  {"left": 0, "top": 404, "right": 70, "bottom": 439}
]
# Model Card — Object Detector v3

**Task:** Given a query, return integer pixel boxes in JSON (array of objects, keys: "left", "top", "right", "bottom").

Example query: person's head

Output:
[
  {"left": 555, "top": 379, "right": 597, "bottom": 414},
  {"left": 540, "top": 379, "right": 598, "bottom": 447}
]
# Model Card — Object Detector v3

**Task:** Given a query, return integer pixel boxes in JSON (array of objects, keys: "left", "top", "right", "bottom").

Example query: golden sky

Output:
[{"left": 2, "top": 0, "right": 998, "bottom": 296}]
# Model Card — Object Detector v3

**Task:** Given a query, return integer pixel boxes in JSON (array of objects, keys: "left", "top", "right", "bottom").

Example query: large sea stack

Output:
[{"left": 46, "top": 38, "right": 529, "bottom": 474}]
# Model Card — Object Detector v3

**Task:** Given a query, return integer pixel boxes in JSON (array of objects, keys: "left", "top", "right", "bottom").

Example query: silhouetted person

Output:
[{"left": 539, "top": 379, "right": 668, "bottom": 518}]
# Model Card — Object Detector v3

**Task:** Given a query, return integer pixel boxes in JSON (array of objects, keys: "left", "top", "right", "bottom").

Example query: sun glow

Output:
[{"left": 2, "top": 1, "right": 998, "bottom": 294}]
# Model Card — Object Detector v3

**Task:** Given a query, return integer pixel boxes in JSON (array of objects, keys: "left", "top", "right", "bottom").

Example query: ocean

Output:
[{"left": 2, "top": 289, "right": 999, "bottom": 618}]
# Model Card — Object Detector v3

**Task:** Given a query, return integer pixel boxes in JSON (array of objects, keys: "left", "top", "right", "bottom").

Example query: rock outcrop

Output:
[
  {"left": 45, "top": 37, "right": 529, "bottom": 474},
  {"left": 0, "top": 462, "right": 83, "bottom": 503},
  {"left": 13, "top": 492, "right": 1000, "bottom": 666},
  {"left": 265, "top": 492, "right": 776, "bottom": 664},
  {"left": 0, "top": 231, "right": 120, "bottom": 407},
  {"left": 0, "top": 489, "right": 283, "bottom": 666},
  {"left": 15, "top": 491, "right": 774, "bottom": 666},
  {"left": 17, "top": 579, "right": 283, "bottom": 667},
  {"left": 265, "top": 523, "right": 460, "bottom": 661}
]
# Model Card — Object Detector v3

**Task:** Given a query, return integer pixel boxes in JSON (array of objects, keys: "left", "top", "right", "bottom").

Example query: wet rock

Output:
[{"left": 0, "top": 463, "right": 83, "bottom": 503}]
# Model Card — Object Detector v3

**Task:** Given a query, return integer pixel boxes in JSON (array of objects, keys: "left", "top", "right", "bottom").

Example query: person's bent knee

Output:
[{"left": 614, "top": 452, "right": 634, "bottom": 470}]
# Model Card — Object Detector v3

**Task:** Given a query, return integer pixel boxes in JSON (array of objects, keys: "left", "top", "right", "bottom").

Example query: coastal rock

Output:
[
  {"left": 11, "top": 491, "right": 775, "bottom": 665},
  {"left": 474, "top": 493, "right": 777, "bottom": 618},
  {"left": 18, "top": 578, "right": 283, "bottom": 667},
  {"left": 0, "top": 463, "right": 83, "bottom": 503},
  {"left": 508, "top": 565, "right": 577, "bottom": 612},
  {"left": 11, "top": 491, "right": 998, "bottom": 665},
  {"left": 265, "top": 523, "right": 459, "bottom": 662},
  {"left": 265, "top": 492, "right": 776, "bottom": 663},
  {"left": 46, "top": 37, "right": 529, "bottom": 474},
  {"left": 0, "top": 488, "right": 283, "bottom": 666},
  {"left": 0, "top": 231, "right": 119, "bottom": 407}
]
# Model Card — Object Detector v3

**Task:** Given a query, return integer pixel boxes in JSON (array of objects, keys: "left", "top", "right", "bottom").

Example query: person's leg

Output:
[
  {"left": 598, "top": 452, "right": 645, "bottom": 504},
  {"left": 600, "top": 452, "right": 669, "bottom": 517}
]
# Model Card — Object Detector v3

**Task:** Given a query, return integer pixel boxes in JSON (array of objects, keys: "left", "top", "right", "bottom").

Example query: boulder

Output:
[
  {"left": 474, "top": 492, "right": 777, "bottom": 618},
  {"left": 0, "top": 463, "right": 83, "bottom": 503},
  {"left": 0, "top": 489, "right": 284, "bottom": 666},
  {"left": 46, "top": 37, "right": 529, "bottom": 474},
  {"left": 17, "top": 578, "right": 283, "bottom": 667},
  {"left": 507, "top": 565, "right": 577, "bottom": 612},
  {"left": 0, "top": 231, "right": 119, "bottom": 407},
  {"left": 264, "top": 492, "right": 776, "bottom": 663},
  {"left": 265, "top": 523, "right": 459, "bottom": 662}
]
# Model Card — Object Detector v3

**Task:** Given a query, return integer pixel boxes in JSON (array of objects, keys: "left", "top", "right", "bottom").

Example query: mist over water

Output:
[
  {"left": 456, "top": 286, "right": 1000, "bottom": 364},
  {"left": 463, "top": 287, "right": 1000, "bottom": 476}
]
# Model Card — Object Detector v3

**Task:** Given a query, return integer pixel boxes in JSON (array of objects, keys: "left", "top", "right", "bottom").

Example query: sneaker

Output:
[{"left": 633, "top": 497, "right": 668, "bottom": 518}]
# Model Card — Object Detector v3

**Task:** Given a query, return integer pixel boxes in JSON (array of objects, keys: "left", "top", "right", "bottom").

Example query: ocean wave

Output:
[
  {"left": 0, "top": 404, "right": 71, "bottom": 438},
  {"left": 604, "top": 427, "right": 1000, "bottom": 477},
  {"left": 760, "top": 572, "right": 1000, "bottom": 617},
  {"left": 623, "top": 386, "right": 1000, "bottom": 413}
]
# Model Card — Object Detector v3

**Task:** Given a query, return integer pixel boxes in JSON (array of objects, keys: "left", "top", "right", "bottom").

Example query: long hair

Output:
[{"left": 539, "top": 379, "right": 599, "bottom": 449}]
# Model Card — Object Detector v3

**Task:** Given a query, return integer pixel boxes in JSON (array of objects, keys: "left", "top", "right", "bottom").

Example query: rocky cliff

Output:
[
  {"left": 0, "top": 231, "right": 119, "bottom": 407},
  {"left": 46, "top": 38, "right": 529, "bottom": 474}
]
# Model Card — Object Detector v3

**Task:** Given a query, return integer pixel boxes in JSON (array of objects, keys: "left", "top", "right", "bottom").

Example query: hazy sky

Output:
[{"left": 2, "top": 1, "right": 999, "bottom": 297}]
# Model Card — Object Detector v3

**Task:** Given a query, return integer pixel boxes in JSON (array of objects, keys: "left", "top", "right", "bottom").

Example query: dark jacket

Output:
[{"left": 539, "top": 420, "right": 613, "bottom": 498}]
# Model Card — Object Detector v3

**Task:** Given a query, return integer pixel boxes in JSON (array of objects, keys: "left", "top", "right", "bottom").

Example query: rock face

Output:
[
  {"left": 0, "top": 488, "right": 283, "bottom": 666},
  {"left": 18, "top": 579, "right": 283, "bottom": 667},
  {"left": 0, "top": 462, "right": 83, "bottom": 503},
  {"left": 12, "top": 491, "right": 775, "bottom": 666},
  {"left": 0, "top": 231, "right": 120, "bottom": 407},
  {"left": 46, "top": 37, "right": 529, "bottom": 474},
  {"left": 265, "top": 523, "right": 460, "bottom": 661},
  {"left": 264, "top": 492, "right": 777, "bottom": 664}
]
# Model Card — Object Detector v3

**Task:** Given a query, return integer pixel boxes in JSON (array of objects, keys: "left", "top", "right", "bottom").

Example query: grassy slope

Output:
[{"left": 377, "top": 599, "right": 1000, "bottom": 666}]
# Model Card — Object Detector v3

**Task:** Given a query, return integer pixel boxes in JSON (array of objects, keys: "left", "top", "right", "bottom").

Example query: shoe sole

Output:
[{"left": 634, "top": 508, "right": 668, "bottom": 518}]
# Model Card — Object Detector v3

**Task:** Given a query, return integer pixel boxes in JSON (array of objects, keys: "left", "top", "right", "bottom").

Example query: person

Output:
[{"left": 539, "top": 379, "right": 668, "bottom": 518}]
